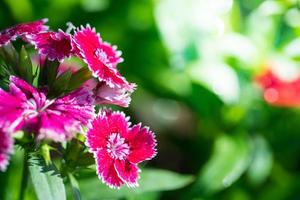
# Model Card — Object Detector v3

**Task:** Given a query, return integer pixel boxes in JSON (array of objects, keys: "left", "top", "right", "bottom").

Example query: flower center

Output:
[
  {"left": 106, "top": 133, "right": 130, "bottom": 160},
  {"left": 94, "top": 48, "right": 109, "bottom": 64},
  {"left": 23, "top": 98, "right": 54, "bottom": 119}
]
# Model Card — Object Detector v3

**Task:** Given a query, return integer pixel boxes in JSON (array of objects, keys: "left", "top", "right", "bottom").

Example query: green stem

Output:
[{"left": 18, "top": 150, "right": 29, "bottom": 200}]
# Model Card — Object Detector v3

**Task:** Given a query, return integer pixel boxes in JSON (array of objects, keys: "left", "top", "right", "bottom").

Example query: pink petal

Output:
[
  {"left": 28, "top": 30, "right": 72, "bottom": 61},
  {"left": 38, "top": 112, "right": 80, "bottom": 141},
  {"left": 38, "top": 88, "right": 95, "bottom": 142},
  {"left": 86, "top": 112, "right": 111, "bottom": 151},
  {"left": 0, "top": 76, "right": 94, "bottom": 142},
  {"left": 114, "top": 159, "right": 139, "bottom": 187},
  {"left": 95, "top": 149, "right": 124, "bottom": 188},
  {"left": 73, "top": 26, "right": 128, "bottom": 88},
  {"left": 0, "top": 79, "right": 28, "bottom": 132},
  {"left": 105, "top": 110, "right": 130, "bottom": 138},
  {"left": 94, "top": 81, "right": 136, "bottom": 107},
  {"left": 86, "top": 109, "right": 129, "bottom": 151},
  {"left": 0, "top": 129, "right": 13, "bottom": 171},
  {"left": 127, "top": 124, "right": 157, "bottom": 164},
  {"left": 10, "top": 76, "right": 47, "bottom": 108},
  {"left": 0, "top": 19, "right": 48, "bottom": 46}
]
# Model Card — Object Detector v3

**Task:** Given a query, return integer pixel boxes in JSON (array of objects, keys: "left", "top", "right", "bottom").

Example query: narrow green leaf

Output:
[
  {"left": 79, "top": 169, "right": 194, "bottom": 199},
  {"left": 68, "top": 67, "right": 92, "bottom": 91},
  {"left": 45, "top": 59, "right": 60, "bottom": 87},
  {"left": 28, "top": 155, "right": 66, "bottom": 200},
  {"left": 247, "top": 135, "right": 273, "bottom": 185},
  {"left": 38, "top": 59, "right": 59, "bottom": 86},
  {"left": 19, "top": 46, "right": 33, "bottom": 83},
  {"left": 0, "top": 43, "right": 19, "bottom": 72},
  {"left": 68, "top": 173, "right": 81, "bottom": 200},
  {"left": 48, "top": 70, "right": 72, "bottom": 97}
]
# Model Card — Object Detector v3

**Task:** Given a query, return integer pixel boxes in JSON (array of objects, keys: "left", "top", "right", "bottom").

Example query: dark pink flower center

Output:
[{"left": 106, "top": 133, "right": 130, "bottom": 160}]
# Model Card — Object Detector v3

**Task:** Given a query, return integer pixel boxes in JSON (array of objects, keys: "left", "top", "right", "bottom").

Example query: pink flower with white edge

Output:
[
  {"left": 94, "top": 81, "right": 136, "bottom": 107},
  {"left": 73, "top": 25, "right": 130, "bottom": 89},
  {"left": 0, "top": 19, "right": 48, "bottom": 46},
  {"left": 27, "top": 31, "right": 72, "bottom": 61},
  {"left": 0, "top": 129, "right": 13, "bottom": 172},
  {"left": 0, "top": 76, "right": 95, "bottom": 142},
  {"left": 86, "top": 109, "right": 157, "bottom": 188},
  {"left": 83, "top": 79, "right": 136, "bottom": 107}
]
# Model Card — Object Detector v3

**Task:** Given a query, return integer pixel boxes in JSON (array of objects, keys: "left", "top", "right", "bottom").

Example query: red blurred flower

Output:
[
  {"left": 86, "top": 109, "right": 157, "bottom": 188},
  {"left": 255, "top": 69, "right": 300, "bottom": 107}
]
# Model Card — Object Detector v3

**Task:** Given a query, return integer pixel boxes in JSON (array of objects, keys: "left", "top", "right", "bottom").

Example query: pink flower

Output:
[
  {"left": 73, "top": 26, "right": 130, "bottom": 88},
  {"left": 86, "top": 109, "right": 157, "bottom": 188},
  {"left": 0, "top": 76, "right": 95, "bottom": 142},
  {"left": 83, "top": 79, "right": 136, "bottom": 107},
  {"left": 0, "top": 19, "right": 48, "bottom": 46},
  {"left": 94, "top": 81, "right": 136, "bottom": 107},
  {"left": 0, "top": 129, "right": 13, "bottom": 172},
  {"left": 27, "top": 31, "right": 72, "bottom": 61}
]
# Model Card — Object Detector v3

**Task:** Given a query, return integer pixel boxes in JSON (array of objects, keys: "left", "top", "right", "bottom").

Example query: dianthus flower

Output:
[
  {"left": 0, "top": 76, "right": 94, "bottom": 142},
  {"left": 83, "top": 79, "right": 136, "bottom": 107},
  {"left": 0, "top": 129, "right": 13, "bottom": 172},
  {"left": 27, "top": 30, "right": 73, "bottom": 61},
  {"left": 0, "top": 19, "right": 48, "bottom": 46},
  {"left": 73, "top": 26, "right": 130, "bottom": 88},
  {"left": 86, "top": 109, "right": 157, "bottom": 188}
]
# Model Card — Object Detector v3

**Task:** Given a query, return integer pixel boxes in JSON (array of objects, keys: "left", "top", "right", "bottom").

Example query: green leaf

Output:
[
  {"left": 68, "top": 67, "right": 92, "bottom": 91},
  {"left": 0, "top": 43, "right": 19, "bottom": 71},
  {"left": 191, "top": 133, "right": 252, "bottom": 195},
  {"left": 247, "top": 135, "right": 273, "bottom": 185},
  {"left": 68, "top": 173, "right": 81, "bottom": 200},
  {"left": 79, "top": 169, "right": 194, "bottom": 199},
  {"left": 45, "top": 60, "right": 60, "bottom": 87},
  {"left": 18, "top": 46, "right": 33, "bottom": 83},
  {"left": 48, "top": 70, "right": 72, "bottom": 97},
  {"left": 28, "top": 155, "right": 66, "bottom": 200},
  {"left": 38, "top": 59, "right": 60, "bottom": 87}
]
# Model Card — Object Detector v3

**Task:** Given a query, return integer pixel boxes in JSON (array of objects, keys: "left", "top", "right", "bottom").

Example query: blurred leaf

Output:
[
  {"left": 18, "top": 46, "right": 33, "bottom": 84},
  {"left": 28, "top": 155, "right": 66, "bottom": 200},
  {"left": 80, "top": 0, "right": 109, "bottom": 12},
  {"left": 49, "top": 70, "right": 72, "bottom": 97},
  {"left": 4, "top": 0, "right": 33, "bottom": 21},
  {"left": 38, "top": 59, "right": 59, "bottom": 87},
  {"left": 186, "top": 83, "right": 223, "bottom": 119},
  {"left": 0, "top": 147, "right": 24, "bottom": 200},
  {"left": 68, "top": 173, "right": 81, "bottom": 200},
  {"left": 0, "top": 43, "right": 19, "bottom": 70},
  {"left": 79, "top": 169, "right": 194, "bottom": 199},
  {"left": 190, "top": 133, "right": 252, "bottom": 196},
  {"left": 67, "top": 67, "right": 92, "bottom": 91},
  {"left": 247, "top": 135, "right": 273, "bottom": 185}
]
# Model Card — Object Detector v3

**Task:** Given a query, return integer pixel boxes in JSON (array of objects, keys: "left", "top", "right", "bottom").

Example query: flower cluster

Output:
[{"left": 0, "top": 19, "right": 156, "bottom": 188}]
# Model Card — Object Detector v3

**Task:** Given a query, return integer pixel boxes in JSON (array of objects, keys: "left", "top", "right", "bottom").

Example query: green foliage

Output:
[
  {"left": 68, "top": 67, "right": 92, "bottom": 91},
  {"left": 77, "top": 169, "right": 194, "bottom": 200},
  {"left": 1, "top": 0, "right": 300, "bottom": 199},
  {"left": 28, "top": 155, "right": 66, "bottom": 200}
]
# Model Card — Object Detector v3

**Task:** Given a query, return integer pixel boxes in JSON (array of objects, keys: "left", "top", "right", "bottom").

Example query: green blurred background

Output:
[{"left": 2, "top": 0, "right": 300, "bottom": 199}]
